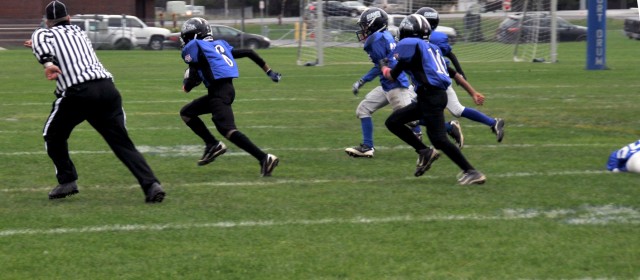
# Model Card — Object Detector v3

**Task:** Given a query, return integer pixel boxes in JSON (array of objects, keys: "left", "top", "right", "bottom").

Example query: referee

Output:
[{"left": 30, "top": 1, "right": 165, "bottom": 203}]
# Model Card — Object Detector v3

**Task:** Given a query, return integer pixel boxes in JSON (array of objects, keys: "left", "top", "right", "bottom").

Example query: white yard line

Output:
[
  {"left": 1, "top": 205, "right": 637, "bottom": 237},
  {"left": 0, "top": 143, "right": 615, "bottom": 156}
]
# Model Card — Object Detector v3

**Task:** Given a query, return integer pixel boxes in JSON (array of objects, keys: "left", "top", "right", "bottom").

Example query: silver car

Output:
[{"left": 70, "top": 18, "right": 137, "bottom": 50}]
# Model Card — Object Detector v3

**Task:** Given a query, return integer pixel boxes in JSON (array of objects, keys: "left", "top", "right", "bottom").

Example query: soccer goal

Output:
[{"left": 296, "top": 0, "right": 558, "bottom": 66}]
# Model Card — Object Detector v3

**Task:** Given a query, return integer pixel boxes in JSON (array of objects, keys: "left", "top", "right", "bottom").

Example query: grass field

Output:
[{"left": 1, "top": 27, "right": 640, "bottom": 279}]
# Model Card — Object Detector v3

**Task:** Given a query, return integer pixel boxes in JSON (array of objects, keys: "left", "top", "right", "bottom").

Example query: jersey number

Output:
[
  {"left": 617, "top": 142, "right": 640, "bottom": 159},
  {"left": 215, "top": 44, "right": 234, "bottom": 67},
  {"left": 427, "top": 48, "right": 448, "bottom": 76}
]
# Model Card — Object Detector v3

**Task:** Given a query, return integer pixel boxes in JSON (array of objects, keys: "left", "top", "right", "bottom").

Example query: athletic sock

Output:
[
  {"left": 185, "top": 117, "right": 217, "bottom": 144},
  {"left": 461, "top": 108, "right": 495, "bottom": 127},
  {"left": 361, "top": 117, "right": 374, "bottom": 147},
  {"left": 228, "top": 131, "right": 267, "bottom": 161}
]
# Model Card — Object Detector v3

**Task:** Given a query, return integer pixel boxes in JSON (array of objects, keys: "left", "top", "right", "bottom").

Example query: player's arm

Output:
[
  {"left": 231, "top": 49, "right": 281, "bottom": 82},
  {"left": 445, "top": 51, "right": 465, "bottom": 80},
  {"left": 182, "top": 63, "right": 203, "bottom": 93},
  {"left": 352, "top": 66, "right": 380, "bottom": 95},
  {"left": 448, "top": 66, "right": 484, "bottom": 105}
]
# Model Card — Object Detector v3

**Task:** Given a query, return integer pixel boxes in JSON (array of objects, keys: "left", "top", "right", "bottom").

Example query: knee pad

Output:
[
  {"left": 356, "top": 102, "right": 375, "bottom": 119},
  {"left": 447, "top": 102, "right": 465, "bottom": 118},
  {"left": 446, "top": 87, "right": 464, "bottom": 118}
]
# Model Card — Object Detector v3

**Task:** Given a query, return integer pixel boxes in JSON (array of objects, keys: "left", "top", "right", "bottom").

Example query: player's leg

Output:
[
  {"left": 210, "top": 80, "right": 278, "bottom": 176},
  {"left": 446, "top": 86, "right": 504, "bottom": 142},
  {"left": 346, "top": 86, "right": 388, "bottom": 158},
  {"left": 420, "top": 88, "right": 485, "bottom": 184},
  {"left": 384, "top": 102, "right": 439, "bottom": 176},
  {"left": 387, "top": 87, "right": 422, "bottom": 138},
  {"left": 180, "top": 95, "right": 226, "bottom": 165}
]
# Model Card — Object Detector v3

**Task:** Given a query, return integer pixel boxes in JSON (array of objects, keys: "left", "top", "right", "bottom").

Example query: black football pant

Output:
[
  {"left": 385, "top": 86, "right": 474, "bottom": 172},
  {"left": 180, "top": 78, "right": 267, "bottom": 161},
  {"left": 43, "top": 79, "right": 159, "bottom": 188}
]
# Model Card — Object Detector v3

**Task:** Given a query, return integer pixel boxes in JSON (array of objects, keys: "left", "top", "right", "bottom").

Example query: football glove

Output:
[
  {"left": 378, "top": 58, "right": 390, "bottom": 68},
  {"left": 266, "top": 69, "right": 282, "bottom": 83},
  {"left": 352, "top": 79, "right": 365, "bottom": 95},
  {"left": 183, "top": 68, "right": 202, "bottom": 93}
]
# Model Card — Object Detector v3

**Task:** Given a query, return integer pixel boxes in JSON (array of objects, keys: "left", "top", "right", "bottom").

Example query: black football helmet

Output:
[
  {"left": 180, "top": 17, "right": 212, "bottom": 45},
  {"left": 398, "top": 14, "right": 431, "bottom": 40},
  {"left": 356, "top": 7, "right": 388, "bottom": 41},
  {"left": 415, "top": 7, "right": 439, "bottom": 30}
]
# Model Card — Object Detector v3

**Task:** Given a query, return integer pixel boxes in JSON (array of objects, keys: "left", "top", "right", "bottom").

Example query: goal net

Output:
[{"left": 296, "top": 0, "right": 556, "bottom": 66}]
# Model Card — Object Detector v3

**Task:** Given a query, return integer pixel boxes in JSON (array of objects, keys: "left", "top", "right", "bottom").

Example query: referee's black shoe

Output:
[
  {"left": 49, "top": 181, "right": 79, "bottom": 199},
  {"left": 198, "top": 141, "right": 227, "bottom": 166},
  {"left": 261, "top": 154, "right": 279, "bottom": 177},
  {"left": 145, "top": 182, "right": 165, "bottom": 203}
]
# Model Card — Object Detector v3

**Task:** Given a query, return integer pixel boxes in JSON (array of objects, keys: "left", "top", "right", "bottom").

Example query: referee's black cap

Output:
[{"left": 46, "top": 1, "right": 68, "bottom": 20}]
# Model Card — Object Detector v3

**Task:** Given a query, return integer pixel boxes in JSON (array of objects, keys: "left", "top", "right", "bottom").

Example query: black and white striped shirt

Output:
[{"left": 31, "top": 23, "right": 112, "bottom": 96}]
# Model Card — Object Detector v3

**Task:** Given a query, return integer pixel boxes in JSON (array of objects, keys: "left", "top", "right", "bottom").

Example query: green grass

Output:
[{"left": 1, "top": 29, "right": 639, "bottom": 279}]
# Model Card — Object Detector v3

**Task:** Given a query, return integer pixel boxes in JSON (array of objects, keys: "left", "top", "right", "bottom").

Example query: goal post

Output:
[{"left": 296, "top": 0, "right": 559, "bottom": 66}]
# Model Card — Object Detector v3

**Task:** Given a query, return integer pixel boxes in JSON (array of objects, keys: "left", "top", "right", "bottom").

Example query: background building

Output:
[{"left": 0, "top": 0, "right": 156, "bottom": 24}]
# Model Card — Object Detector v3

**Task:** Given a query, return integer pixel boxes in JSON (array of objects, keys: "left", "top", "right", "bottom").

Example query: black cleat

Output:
[
  {"left": 448, "top": 120, "right": 464, "bottom": 149},
  {"left": 457, "top": 170, "right": 486, "bottom": 185},
  {"left": 198, "top": 141, "right": 227, "bottom": 166},
  {"left": 48, "top": 181, "right": 79, "bottom": 200},
  {"left": 414, "top": 148, "right": 440, "bottom": 177},
  {"left": 145, "top": 182, "right": 165, "bottom": 203},
  {"left": 261, "top": 154, "right": 280, "bottom": 177},
  {"left": 345, "top": 143, "right": 375, "bottom": 158},
  {"left": 491, "top": 118, "right": 505, "bottom": 143}
]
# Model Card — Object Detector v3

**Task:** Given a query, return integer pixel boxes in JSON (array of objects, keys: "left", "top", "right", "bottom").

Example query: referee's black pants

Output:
[
  {"left": 385, "top": 85, "right": 474, "bottom": 172},
  {"left": 43, "top": 79, "right": 159, "bottom": 188}
]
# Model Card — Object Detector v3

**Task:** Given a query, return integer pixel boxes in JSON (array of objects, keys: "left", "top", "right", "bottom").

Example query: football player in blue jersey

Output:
[
  {"left": 381, "top": 14, "right": 486, "bottom": 185},
  {"left": 606, "top": 140, "right": 640, "bottom": 173},
  {"left": 179, "top": 17, "right": 281, "bottom": 176},
  {"left": 416, "top": 7, "right": 505, "bottom": 148},
  {"left": 345, "top": 7, "right": 423, "bottom": 158}
]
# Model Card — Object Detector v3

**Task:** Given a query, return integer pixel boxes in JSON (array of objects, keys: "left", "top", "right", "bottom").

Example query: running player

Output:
[
  {"left": 345, "top": 7, "right": 424, "bottom": 158},
  {"left": 381, "top": 14, "right": 486, "bottom": 185},
  {"left": 416, "top": 7, "right": 505, "bottom": 148},
  {"left": 180, "top": 17, "right": 281, "bottom": 176}
]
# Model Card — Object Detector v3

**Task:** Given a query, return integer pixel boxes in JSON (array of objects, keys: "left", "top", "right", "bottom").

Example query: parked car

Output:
[
  {"left": 623, "top": 17, "right": 640, "bottom": 40},
  {"left": 387, "top": 14, "right": 458, "bottom": 44},
  {"left": 73, "top": 14, "right": 171, "bottom": 50},
  {"left": 342, "top": 1, "right": 369, "bottom": 14},
  {"left": 164, "top": 24, "right": 271, "bottom": 49},
  {"left": 69, "top": 18, "right": 137, "bottom": 50},
  {"left": 496, "top": 13, "right": 587, "bottom": 43},
  {"left": 306, "top": 1, "right": 361, "bottom": 17},
  {"left": 370, "top": 0, "right": 405, "bottom": 14}
]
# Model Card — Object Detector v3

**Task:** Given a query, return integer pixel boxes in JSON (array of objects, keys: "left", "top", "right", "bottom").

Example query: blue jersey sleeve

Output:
[
  {"left": 182, "top": 39, "right": 239, "bottom": 86},
  {"left": 395, "top": 38, "right": 451, "bottom": 89},
  {"left": 429, "top": 31, "right": 452, "bottom": 56},
  {"left": 363, "top": 32, "right": 410, "bottom": 91}
]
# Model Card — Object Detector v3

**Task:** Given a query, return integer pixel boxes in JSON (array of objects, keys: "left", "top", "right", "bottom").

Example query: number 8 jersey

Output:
[{"left": 182, "top": 38, "right": 238, "bottom": 86}]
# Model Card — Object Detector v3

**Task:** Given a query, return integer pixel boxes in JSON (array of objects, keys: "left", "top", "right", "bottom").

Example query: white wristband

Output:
[{"left": 43, "top": 62, "right": 54, "bottom": 68}]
